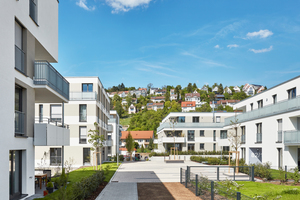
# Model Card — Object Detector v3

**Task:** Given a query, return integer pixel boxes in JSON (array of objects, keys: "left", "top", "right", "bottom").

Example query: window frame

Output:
[
  {"left": 79, "top": 104, "right": 87, "bottom": 122},
  {"left": 200, "top": 143, "right": 205, "bottom": 150},
  {"left": 79, "top": 126, "right": 87, "bottom": 144},
  {"left": 188, "top": 130, "right": 195, "bottom": 141},
  {"left": 200, "top": 130, "right": 205, "bottom": 137},
  {"left": 50, "top": 148, "right": 62, "bottom": 166}
]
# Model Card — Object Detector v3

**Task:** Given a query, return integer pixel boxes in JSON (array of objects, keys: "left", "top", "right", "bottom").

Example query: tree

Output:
[
  {"left": 165, "top": 91, "right": 170, "bottom": 102},
  {"left": 208, "top": 92, "right": 215, "bottom": 102},
  {"left": 187, "top": 83, "right": 193, "bottom": 93},
  {"left": 192, "top": 83, "right": 197, "bottom": 91},
  {"left": 232, "top": 92, "right": 248, "bottom": 100},
  {"left": 132, "top": 93, "right": 137, "bottom": 98},
  {"left": 175, "top": 85, "right": 182, "bottom": 101},
  {"left": 225, "top": 105, "right": 234, "bottom": 112},
  {"left": 216, "top": 105, "right": 224, "bottom": 111},
  {"left": 147, "top": 83, "right": 153, "bottom": 94},
  {"left": 228, "top": 113, "right": 241, "bottom": 173},
  {"left": 148, "top": 137, "right": 154, "bottom": 150},
  {"left": 134, "top": 142, "right": 139, "bottom": 149},
  {"left": 218, "top": 83, "right": 223, "bottom": 94},
  {"left": 126, "top": 93, "right": 133, "bottom": 106},
  {"left": 113, "top": 94, "right": 121, "bottom": 103},
  {"left": 196, "top": 103, "right": 212, "bottom": 112},
  {"left": 125, "top": 132, "right": 135, "bottom": 161},
  {"left": 141, "top": 144, "right": 145, "bottom": 152},
  {"left": 224, "top": 92, "right": 230, "bottom": 100},
  {"left": 115, "top": 101, "right": 124, "bottom": 118},
  {"left": 88, "top": 122, "right": 105, "bottom": 170}
]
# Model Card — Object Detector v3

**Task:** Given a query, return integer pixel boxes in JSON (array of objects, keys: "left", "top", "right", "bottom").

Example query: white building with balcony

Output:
[
  {"left": 108, "top": 111, "right": 122, "bottom": 159},
  {"left": 156, "top": 112, "right": 235, "bottom": 153},
  {"left": 224, "top": 75, "right": 300, "bottom": 169},
  {"left": 0, "top": 1, "right": 70, "bottom": 199},
  {"left": 35, "top": 77, "right": 111, "bottom": 169}
]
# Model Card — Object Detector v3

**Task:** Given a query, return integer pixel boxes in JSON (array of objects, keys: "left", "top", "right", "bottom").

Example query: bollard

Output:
[
  {"left": 185, "top": 170, "right": 188, "bottom": 188},
  {"left": 237, "top": 192, "right": 241, "bottom": 200},
  {"left": 180, "top": 168, "right": 182, "bottom": 183},
  {"left": 187, "top": 166, "right": 190, "bottom": 182},
  {"left": 211, "top": 181, "right": 214, "bottom": 200},
  {"left": 196, "top": 174, "right": 198, "bottom": 196},
  {"left": 217, "top": 167, "right": 219, "bottom": 181},
  {"left": 251, "top": 166, "right": 255, "bottom": 181},
  {"left": 233, "top": 166, "right": 236, "bottom": 181},
  {"left": 285, "top": 165, "right": 287, "bottom": 181}
]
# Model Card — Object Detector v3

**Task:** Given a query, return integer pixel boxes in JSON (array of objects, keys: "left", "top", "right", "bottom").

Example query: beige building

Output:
[{"left": 35, "top": 77, "right": 111, "bottom": 169}]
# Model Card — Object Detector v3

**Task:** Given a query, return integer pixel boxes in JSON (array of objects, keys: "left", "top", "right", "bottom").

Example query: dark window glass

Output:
[
  {"left": 83, "top": 148, "right": 90, "bottom": 164},
  {"left": 82, "top": 83, "right": 93, "bottom": 92},
  {"left": 200, "top": 143, "right": 205, "bottom": 150},
  {"left": 79, "top": 104, "right": 87, "bottom": 122},
  {"left": 288, "top": 88, "right": 296, "bottom": 99},
  {"left": 50, "top": 148, "right": 62, "bottom": 166},
  {"left": 200, "top": 130, "right": 204, "bottom": 137},
  {"left": 188, "top": 130, "right": 195, "bottom": 141},
  {"left": 213, "top": 130, "right": 216, "bottom": 141},
  {"left": 220, "top": 130, "right": 227, "bottom": 139},
  {"left": 223, "top": 146, "right": 229, "bottom": 151},
  {"left": 188, "top": 144, "right": 195, "bottom": 151},
  {"left": 193, "top": 117, "right": 199, "bottom": 123},
  {"left": 178, "top": 116, "right": 185, "bottom": 123},
  {"left": 79, "top": 126, "right": 87, "bottom": 144}
]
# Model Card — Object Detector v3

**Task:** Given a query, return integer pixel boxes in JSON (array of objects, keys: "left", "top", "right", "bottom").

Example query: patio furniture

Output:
[
  {"left": 43, "top": 170, "right": 51, "bottom": 183},
  {"left": 35, "top": 174, "right": 47, "bottom": 189}
]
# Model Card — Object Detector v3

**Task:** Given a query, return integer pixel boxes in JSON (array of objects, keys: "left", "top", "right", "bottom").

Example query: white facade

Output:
[
  {"left": 108, "top": 111, "right": 122, "bottom": 158},
  {"left": 128, "top": 104, "right": 136, "bottom": 114},
  {"left": 150, "top": 88, "right": 159, "bottom": 95},
  {"left": 185, "top": 93, "right": 203, "bottom": 107},
  {"left": 223, "top": 87, "right": 232, "bottom": 94},
  {"left": 0, "top": 1, "right": 68, "bottom": 199}
]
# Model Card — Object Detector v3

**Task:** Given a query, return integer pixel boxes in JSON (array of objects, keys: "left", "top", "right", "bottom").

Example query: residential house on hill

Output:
[
  {"left": 210, "top": 100, "right": 240, "bottom": 108},
  {"left": 151, "top": 96, "right": 165, "bottom": 103},
  {"left": 233, "top": 86, "right": 241, "bottom": 92},
  {"left": 212, "top": 86, "right": 219, "bottom": 93},
  {"left": 121, "top": 131, "right": 154, "bottom": 149},
  {"left": 215, "top": 94, "right": 225, "bottom": 101},
  {"left": 200, "top": 86, "right": 208, "bottom": 93},
  {"left": 185, "top": 92, "right": 203, "bottom": 107},
  {"left": 223, "top": 87, "right": 232, "bottom": 94},
  {"left": 130, "top": 89, "right": 146, "bottom": 97},
  {"left": 170, "top": 89, "right": 180, "bottom": 101},
  {"left": 150, "top": 88, "right": 159, "bottom": 95},
  {"left": 147, "top": 103, "right": 164, "bottom": 111},
  {"left": 181, "top": 101, "right": 196, "bottom": 112},
  {"left": 243, "top": 84, "right": 265, "bottom": 96},
  {"left": 128, "top": 104, "right": 136, "bottom": 114},
  {"left": 155, "top": 89, "right": 166, "bottom": 96}
]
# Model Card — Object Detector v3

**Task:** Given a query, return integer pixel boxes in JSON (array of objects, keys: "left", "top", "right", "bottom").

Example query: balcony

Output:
[
  {"left": 15, "top": 111, "right": 25, "bottom": 136},
  {"left": 256, "top": 133, "right": 262, "bottom": 143},
  {"left": 34, "top": 61, "right": 69, "bottom": 103},
  {"left": 157, "top": 122, "right": 225, "bottom": 132},
  {"left": 69, "top": 92, "right": 97, "bottom": 101},
  {"left": 15, "top": 45, "right": 25, "bottom": 74},
  {"left": 225, "top": 95, "right": 300, "bottom": 125},
  {"left": 159, "top": 137, "right": 186, "bottom": 143},
  {"left": 108, "top": 118, "right": 117, "bottom": 124},
  {"left": 108, "top": 124, "right": 113, "bottom": 132},
  {"left": 284, "top": 130, "right": 300, "bottom": 145},
  {"left": 34, "top": 118, "right": 70, "bottom": 146},
  {"left": 103, "top": 139, "right": 113, "bottom": 147}
]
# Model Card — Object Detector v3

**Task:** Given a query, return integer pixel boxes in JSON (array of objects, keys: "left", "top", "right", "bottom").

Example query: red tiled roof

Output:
[
  {"left": 181, "top": 101, "right": 196, "bottom": 107},
  {"left": 151, "top": 96, "right": 165, "bottom": 100},
  {"left": 121, "top": 131, "right": 154, "bottom": 139}
]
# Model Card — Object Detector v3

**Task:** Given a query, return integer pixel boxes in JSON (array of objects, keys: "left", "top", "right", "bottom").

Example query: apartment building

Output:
[
  {"left": 224, "top": 76, "right": 300, "bottom": 169},
  {"left": 155, "top": 112, "right": 235, "bottom": 153},
  {"left": 108, "top": 110, "right": 122, "bottom": 159},
  {"left": 0, "top": 1, "right": 70, "bottom": 199},
  {"left": 35, "top": 77, "right": 111, "bottom": 169}
]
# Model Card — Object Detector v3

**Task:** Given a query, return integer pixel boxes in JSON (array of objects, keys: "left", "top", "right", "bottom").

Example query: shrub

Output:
[
  {"left": 46, "top": 182, "right": 53, "bottom": 188},
  {"left": 290, "top": 167, "right": 300, "bottom": 185},
  {"left": 113, "top": 154, "right": 124, "bottom": 162},
  {"left": 104, "top": 164, "right": 112, "bottom": 175}
]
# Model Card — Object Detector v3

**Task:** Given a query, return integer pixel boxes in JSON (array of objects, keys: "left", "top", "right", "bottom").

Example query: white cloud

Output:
[
  {"left": 246, "top": 29, "right": 273, "bottom": 39},
  {"left": 76, "top": 0, "right": 95, "bottom": 11},
  {"left": 105, "top": 0, "right": 152, "bottom": 13},
  {"left": 249, "top": 46, "right": 273, "bottom": 53},
  {"left": 227, "top": 44, "right": 239, "bottom": 49},
  {"left": 214, "top": 45, "right": 220, "bottom": 49}
]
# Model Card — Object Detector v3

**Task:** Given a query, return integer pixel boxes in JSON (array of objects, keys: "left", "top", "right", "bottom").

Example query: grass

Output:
[
  {"left": 120, "top": 116, "right": 132, "bottom": 126},
  {"left": 225, "top": 181, "right": 300, "bottom": 200},
  {"left": 37, "top": 162, "right": 120, "bottom": 199},
  {"left": 270, "top": 169, "right": 294, "bottom": 180}
]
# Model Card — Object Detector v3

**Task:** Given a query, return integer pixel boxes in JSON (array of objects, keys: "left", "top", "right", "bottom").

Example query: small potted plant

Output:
[{"left": 46, "top": 182, "right": 54, "bottom": 194}]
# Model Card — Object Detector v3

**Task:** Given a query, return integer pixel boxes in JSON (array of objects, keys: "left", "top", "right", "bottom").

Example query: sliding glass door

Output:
[{"left": 9, "top": 150, "right": 22, "bottom": 199}]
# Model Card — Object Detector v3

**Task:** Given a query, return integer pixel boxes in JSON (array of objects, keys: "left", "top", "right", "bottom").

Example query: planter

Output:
[
  {"left": 43, "top": 190, "right": 48, "bottom": 196},
  {"left": 46, "top": 187, "right": 54, "bottom": 194}
]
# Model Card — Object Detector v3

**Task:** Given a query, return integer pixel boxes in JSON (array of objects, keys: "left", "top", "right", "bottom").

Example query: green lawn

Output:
[
  {"left": 38, "top": 162, "right": 120, "bottom": 199},
  {"left": 270, "top": 169, "right": 294, "bottom": 180},
  {"left": 120, "top": 116, "right": 131, "bottom": 126},
  {"left": 229, "top": 181, "right": 300, "bottom": 199}
]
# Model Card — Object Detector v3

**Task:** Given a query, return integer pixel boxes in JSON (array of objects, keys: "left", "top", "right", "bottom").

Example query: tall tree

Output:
[
  {"left": 218, "top": 83, "right": 224, "bottom": 94},
  {"left": 175, "top": 85, "right": 182, "bottom": 101},
  {"left": 88, "top": 122, "right": 105, "bottom": 170},
  {"left": 187, "top": 83, "right": 193, "bottom": 93},
  {"left": 192, "top": 83, "right": 197, "bottom": 91},
  {"left": 147, "top": 83, "right": 153, "bottom": 94},
  {"left": 132, "top": 93, "right": 137, "bottom": 98},
  {"left": 115, "top": 101, "right": 124, "bottom": 118},
  {"left": 125, "top": 132, "right": 135, "bottom": 161},
  {"left": 165, "top": 91, "right": 170, "bottom": 102},
  {"left": 209, "top": 92, "right": 215, "bottom": 102},
  {"left": 228, "top": 114, "right": 241, "bottom": 173},
  {"left": 148, "top": 137, "right": 154, "bottom": 150}
]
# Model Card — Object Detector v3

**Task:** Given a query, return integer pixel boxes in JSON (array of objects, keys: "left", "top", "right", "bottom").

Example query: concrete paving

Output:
[{"left": 96, "top": 182, "right": 138, "bottom": 200}]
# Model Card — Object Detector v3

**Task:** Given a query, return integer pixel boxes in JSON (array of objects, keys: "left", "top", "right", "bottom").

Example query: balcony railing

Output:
[
  {"left": 15, "top": 45, "right": 25, "bottom": 74},
  {"left": 256, "top": 133, "right": 262, "bottom": 143},
  {"left": 159, "top": 137, "right": 186, "bottom": 143},
  {"left": 108, "top": 118, "right": 116, "bottom": 124},
  {"left": 225, "top": 95, "right": 300, "bottom": 125},
  {"left": 157, "top": 122, "right": 225, "bottom": 132},
  {"left": 15, "top": 111, "right": 25, "bottom": 135},
  {"left": 277, "top": 131, "right": 282, "bottom": 143},
  {"left": 241, "top": 134, "right": 245, "bottom": 144},
  {"left": 70, "top": 92, "right": 97, "bottom": 101},
  {"left": 104, "top": 139, "right": 113, "bottom": 147},
  {"left": 34, "top": 61, "right": 69, "bottom": 100},
  {"left": 29, "top": 0, "right": 38, "bottom": 24},
  {"left": 284, "top": 130, "right": 300, "bottom": 145},
  {"left": 108, "top": 124, "right": 113, "bottom": 132}
]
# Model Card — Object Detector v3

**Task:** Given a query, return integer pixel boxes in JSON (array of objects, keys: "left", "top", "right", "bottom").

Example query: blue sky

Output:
[{"left": 54, "top": 0, "right": 300, "bottom": 89}]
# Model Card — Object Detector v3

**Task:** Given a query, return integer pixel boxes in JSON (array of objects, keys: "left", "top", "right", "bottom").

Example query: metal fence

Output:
[{"left": 180, "top": 167, "right": 254, "bottom": 200}]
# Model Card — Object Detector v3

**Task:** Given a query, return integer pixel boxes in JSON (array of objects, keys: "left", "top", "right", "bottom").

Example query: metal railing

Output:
[
  {"left": 157, "top": 122, "right": 225, "bottom": 132},
  {"left": 69, "top": 92, "right": 97, "bottom": 101},
  {"left": 15, "top": 45, "right": 25, "bottom": 74},
  {"left": 103, "top": 139, "right": 113, "bottom": 147},
  {"left": 225, "top": 95, "right": 300, "bottom": 125},
  {"left": 35, "top": 117, "right": 69, "bottom": 129},
  {"left": 108, "top": 118, "right": 116, "bottom": 123},
  {"left": 284, "top": 130, "right": 300, "bottom": 144},
  {"left": 29, "top": 0, "right": 38, "bottom": 24},
  {"left": 277, "top": 131, "right": 282, "bottom": 143},
  {"left": 34, "top": 61, "right": 69, "bottom": 100},
  {"left": 15, "top": 111, "right": 25, "bottom": 135},
  {"left": 108, "top": 124, "right": 113, "bottom": 132},
  {"left": 256, "top": 133, "right": 262, "bottom": 143}
]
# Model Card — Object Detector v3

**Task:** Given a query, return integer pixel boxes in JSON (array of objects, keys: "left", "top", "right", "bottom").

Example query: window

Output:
[
  {"left": 15, "top": 86, "right": 25, "bottom": 136},
  {"left": 145, "top": 139, "right": 149, "bottom": 142},
  {"left": 15, "top": 21, "right": 25, "bottom": 74},
  {"left": 188, "top": 130, "right": 195, "bottom": 141},
  {"left": 273, "top": 94, "right": 277, "bottom": 104},
  {"left": 39, "top": 104, "right": 43, "bottom": 122},
  {"left": 188, "top": 144, "right": 195, "bottom": 151},
  {"left": 288, "top": 88, "right": 296, "bottom": 99},
  {"left": 216, "top": 116, "right": 220, "bottom": 123},
  {"left": 79, "top": 126, "right": 87, "bottom": 144},
  {"left": 138, "top": 139, "right": 143, "bottom": 142},
  {"left": 213, "top": 130, "right": 216, "bottom": 141},
  {"left": 9, "top": 150, "right": 23, "bottom": 197},
  {"left": 256, "top": 123, "right": 262, "bottom": 143},
  {"left": 193, "top": 117, "right": 199, "bottom": 123},
  {"left": 277, "top": 119, "right": 282, "bottom": 143},
  {"left": 250, "top": 103, "right": 253, "bottom": 111},
  {"left": 79, "top": 104, "right": 87, "bottom": 122},
  {"left": 82, "top": 83, "right": 93, "bottom": 92},
  {"left": 178, "top": 116, "right": 185, "bottom": 123},
  {"left": 200, "top": 130, "right": 205, "bottom": 137},
  {"left": 200, "top": 143, "right": 205, "bottom": 150},
  {"left": 220, "top": 130, "right": 227, "bottom": 139},
  {"left": 257, "top": 100, "right": 263, "bottom": 109},
  {"left": 213, "top": 143, "right": 216, "bottom": 151},
  {"left": 223, "top": 146, "right": 230, "bottom": 151},
  {"left": 50, "top": 105, "right": 62, "bottom": 122},
  {"left": 107, "top": 147, "right": 111, "bottom": 154},
  {"left": 50, "top": 148, "right": 61, "bottom": 166},
  {"left": 241, "top": 126, "right": 246, "bottom": 143},
  {"left": 83, "top": 148, "right": 90, "bottom": 164},
  {"left": 29, "top": 0, "right": 38, "bottom": 24}
]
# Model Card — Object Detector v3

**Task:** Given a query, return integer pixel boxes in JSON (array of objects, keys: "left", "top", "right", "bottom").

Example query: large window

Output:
[
  {"left": 256, "top": 123, "right": 262, "bottom": 143},
  {"left": 15, "top": 86, "right": 25, "bottom": 136},
  {"left": 273, "top": 94, "right": 277, "bottom": 104},
  {"left": 50, "top": 105, "right": 62, "bottom": 122},
  {"left": 83, "top": 148, "right": 90, "bottom": 164},
  {"left": 220, "top": 130, "right": 227, "bottom": 139},
  {"left": 188, "top": 130, "right": 195, "bottom": 141},
  {"left": 79, "top": 126, "right": 87, "bottom": 144},
  {"left": 200, "top": 130, "right": 205, "bottom": 137},
  {"left": 200, "top": 143, "right": 205, "bottom": 150},
  {"left": 29, "top": 0, "right": 38, "bottom": 24},
  {"left": 79, "top": 104, "right": 87, "bottom": 122},
  {"left": 216, "top": 116, "right": 221, "bottom": 123},
  {"left": 223, "top": 146, "right": 230, "bottom": 152},
  {"left": 277, "top": 119, "right": 282, "bottom": 143},
  {"left": 178, "top": 116, "right": 185, "bottom": 123},
  {"left": 193, "top": 117, "right": 199, "bottom": 123},
  {"left": 288, "top": 88, "right": 296, "bottom": 99},
  {"left": 241, "top": 126, "right": 246, "bottom": 143},
  {"left": 39, "top": 104, "right": 43, "bottom": 122},
  {"left": 213, "top": 130, "right": 216, "bottom": 141},
  {"left": 9, "top": 150, "right": 22, "bottom": 198},
  {"left": 213, "top": 143, "right": 216, "bottom": 151},
  {"left": 50, "top": 148, "right": 61, "bottom": 166},
  {"left": 257, "top": 100, "right": 263, "bottom": 109},
  {"left": 82, "top": 83, "right": 93, "bottom": 92},
  {"left": 250, "top": 103, "right": 253, "bottom": 111},
  {"left": 15, "top": 21, "right": 25, "bottom": 74},
  {"left": 188, "top": 144, "right": 195, "bottom": 151}
]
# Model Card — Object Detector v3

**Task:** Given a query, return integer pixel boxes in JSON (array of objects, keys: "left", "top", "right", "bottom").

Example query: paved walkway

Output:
[{"left": 96, "top": 182, "right": 138, "bottom": 200}]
